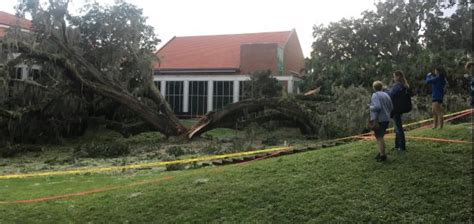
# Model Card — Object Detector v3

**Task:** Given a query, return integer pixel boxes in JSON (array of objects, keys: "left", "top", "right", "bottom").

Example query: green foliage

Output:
[
  {"left": 0, "top": 144, "right": 43, "bottom": 158},
  {"left": 315, "top": 85, "right": 371, "bottom": 138},
  {"left": 262, "top": 136, "right": 280, "bottom": 146},
  {"left": 242, "top": 70, "right": 283, "bottom": 99},
  {"left": 69, "top": 1, "right": 159, "bottom": 90},
  {"left": 0, "top": 0, "right": 162, "bottom": 143},
  {"left": 310, "top": 84, "right": 469, "bottom": 139},
  {"left": 165, "top": 146, "right": 186, "bottom": 157},
  {"left": 74, "top": 142, "right": 130, "bottom": 158},
  {"left": 305, "top": 1, "right": 471, "bottom": 94},
  {"left": 424, "top": 3, "right": 471, "bottom": 52}
]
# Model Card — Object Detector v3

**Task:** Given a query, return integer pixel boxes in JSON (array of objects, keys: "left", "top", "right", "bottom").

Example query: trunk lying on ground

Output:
[{"left": 187, "top": 97, "right": 331, "bottom": 139}]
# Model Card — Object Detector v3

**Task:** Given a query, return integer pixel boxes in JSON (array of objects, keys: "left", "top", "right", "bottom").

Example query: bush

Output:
[
  {"left": 262, "top": 136, "right": 280, "bottom": 146},
  {"left": 242, "top": 70, "right": 283, "bottom": 99},
  {"left": 0, "top": 144, "right": 43, "bottom": 158},
  {"left": 74, "top": 142, "right": 130, "bottom": 158},
  {"left": 165, "top": 146, "right": 186, "bottom": 157},
  {"left": 315, "top": 85, "right": 371, "bottom": 139},
  {"left": 315, "top": 85, "right": 469, "bottom": 139}
]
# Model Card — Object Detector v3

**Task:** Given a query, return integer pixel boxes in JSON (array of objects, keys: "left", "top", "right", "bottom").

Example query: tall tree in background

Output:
[{"left": 306, "top": 0, "right": 471, "bottom": 94}]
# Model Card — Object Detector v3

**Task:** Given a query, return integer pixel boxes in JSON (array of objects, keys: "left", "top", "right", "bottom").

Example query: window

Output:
[
  {"left": 188, "top": 81, "right": 208, "bottom": 116},
  {"left": 154, "top": 81, "right": 161, "bottom": 91},
  {"left": 277, "top": 47, "right": 284, "bottom": 75},
  {"left": 213, "top": 81, "right": 233, "bottom": 111},
  {"left": 29, "top": 69, "right": 41, "bottom": 80},
  {"left": 165, "top": 81, "right": 183, "bottom": 114},
  {"left": 15, "top": 67, "right": 23, "bottom": 79}
]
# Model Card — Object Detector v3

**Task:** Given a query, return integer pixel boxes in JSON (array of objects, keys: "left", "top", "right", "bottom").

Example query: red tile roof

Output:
[
  {"left": 0, "top": 11, "right": 32, "bottom": 38},
  {"left": 0, "top": 11, "right": 32, "bottom": 29},
  {"left": 155, "top": 31, "right": 292, "bottom": 70}
]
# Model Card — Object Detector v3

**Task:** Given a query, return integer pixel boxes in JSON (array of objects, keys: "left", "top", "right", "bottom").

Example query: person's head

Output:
[
  {"left": 372, "top": 81, "right": 384, "bottom": 91},
  {"left": 393, "top": 70, "right": 409, "bottom": 88},
  {"left": 434, "top": 66, "right": 447, "bottom": 78}
]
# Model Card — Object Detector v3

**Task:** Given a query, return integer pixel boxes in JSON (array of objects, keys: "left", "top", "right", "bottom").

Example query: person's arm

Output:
[
  {"left": 369, "top": 93, "right": 380, "bottom": 121},
  {"left": 425, "top": 73, "right": 440, "bottom": 84}
]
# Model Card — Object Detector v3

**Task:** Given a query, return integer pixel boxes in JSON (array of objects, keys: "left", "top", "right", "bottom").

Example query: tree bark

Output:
[{"left": 186, "top": 98, "right": 320, "bottom": 139}]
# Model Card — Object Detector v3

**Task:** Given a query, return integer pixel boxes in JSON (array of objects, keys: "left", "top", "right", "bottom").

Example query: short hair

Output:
[{"left": 372, "top": 81, "right": 383, "bottom": 91}]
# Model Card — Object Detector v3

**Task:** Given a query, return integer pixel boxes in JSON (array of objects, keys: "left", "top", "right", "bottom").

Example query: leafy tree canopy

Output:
[{"left": 305, "top": 0, "right": 471, "bottom": 94}]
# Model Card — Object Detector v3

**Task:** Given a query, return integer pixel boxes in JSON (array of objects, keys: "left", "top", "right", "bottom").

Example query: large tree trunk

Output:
[{"left": 186, "top": 98, "right": 321, "bottom": 139}]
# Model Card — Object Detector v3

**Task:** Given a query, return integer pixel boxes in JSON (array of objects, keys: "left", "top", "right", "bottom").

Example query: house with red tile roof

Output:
[
  {"left": 0, "top": 11, "right": 32, "bottom": 38},
  {"left": 154, "top": 29, "right": 305, "bottom": 116},
  {"left": 0, "top": 11, "right": 39, "bottom": 80}
]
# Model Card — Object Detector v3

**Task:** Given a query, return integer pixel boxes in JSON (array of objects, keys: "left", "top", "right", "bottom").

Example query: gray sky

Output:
[{"left": 0, "top": 0, "right": 376, "bottom": 57}]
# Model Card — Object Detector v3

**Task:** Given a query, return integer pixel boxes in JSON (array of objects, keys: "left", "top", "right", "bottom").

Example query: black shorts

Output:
[
  {"left": 374, "top": 121, "right": 389, "bottom": 138},
  {"left": 432, "top": 99, "right": 443, "bottom": 104}
]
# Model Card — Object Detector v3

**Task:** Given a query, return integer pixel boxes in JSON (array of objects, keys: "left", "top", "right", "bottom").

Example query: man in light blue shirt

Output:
[{"left": 370, "top": 81, "right": 393, "bottom": 162}]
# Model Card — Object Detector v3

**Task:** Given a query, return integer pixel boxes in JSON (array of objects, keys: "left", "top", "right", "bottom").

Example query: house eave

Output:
[{"left": 155, "top": 68, "right": 239, "bottom": 74}]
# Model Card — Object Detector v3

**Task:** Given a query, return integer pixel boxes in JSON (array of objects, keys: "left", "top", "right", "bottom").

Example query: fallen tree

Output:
[
  {"left": 0, "top": 0, "right": 331, "bottom": 144},
  {"left": 187, "top": 96, "right": 333, "bottom": 139}
]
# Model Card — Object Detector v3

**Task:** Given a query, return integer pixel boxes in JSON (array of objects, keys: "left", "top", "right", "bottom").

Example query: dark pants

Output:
[{"left": 393, "top": 114, "right": 406, "bottom": 150}]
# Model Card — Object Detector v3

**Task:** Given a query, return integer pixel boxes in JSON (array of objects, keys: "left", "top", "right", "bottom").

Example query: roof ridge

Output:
[
  {"left": 154, "top": 30, "right": 298, "bottom": 70},
  {"left": 155, "top": 36, "right": 176, "bottom": 55},
  {"left": 282, "top": 28, "right": 296, "bottom": 48},
  {"left": 174, "top": 30, "right": 292, "bottom": 38}
]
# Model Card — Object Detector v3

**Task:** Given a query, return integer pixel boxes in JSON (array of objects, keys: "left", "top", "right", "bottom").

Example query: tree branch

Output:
[
  {"left": 15, "top": 40, "right": 187, "bottom": 136},
  {"left": 0, "top": 107, "right": 22, "bottom": 120},
  {"left": 88, "top": 117, "right": 153, "bottom": 138},
  {"left": 9, "top": 78, "right": 51, "bottom": 91}
]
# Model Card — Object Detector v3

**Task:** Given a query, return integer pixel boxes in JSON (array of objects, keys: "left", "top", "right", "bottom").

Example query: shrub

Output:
[
  {"left": 242, "top": 70, "right": 283, "bottom": 99},
  {"left": 262, "top": 136, "right": 280, "bottom": 146},
  {"left": 0, "top": 144, "right": 43, "bottom": 158},
  {"left": 315, "top": 85, "right": 371, "bottom": 139},
  {"left": 74, "top": 142, "right": 130, "bottom": 158},
  {"left": 165, "top": 146, "right": 186, "bottom": 157},
  {"left": 315, "top": 85, "right": 469, "bottom": 139}
]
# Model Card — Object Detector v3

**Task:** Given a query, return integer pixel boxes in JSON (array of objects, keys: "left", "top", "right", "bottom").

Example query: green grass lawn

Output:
[{"left": 0, "top": 123, "right": 471, "bottom": 223}]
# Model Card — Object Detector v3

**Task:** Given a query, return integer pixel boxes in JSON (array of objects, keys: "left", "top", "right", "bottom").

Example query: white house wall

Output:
[{"left": 153, "top": 74, "right": 301, "bottom": 114}]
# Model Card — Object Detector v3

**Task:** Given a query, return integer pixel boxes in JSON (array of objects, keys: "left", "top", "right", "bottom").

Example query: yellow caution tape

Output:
[{"left": 0, "top": 146, "right": 291, "bottom": 179}]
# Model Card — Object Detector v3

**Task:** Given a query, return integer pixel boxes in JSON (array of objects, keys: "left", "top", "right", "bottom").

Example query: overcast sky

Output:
[{"left": 0, "top": 0, "right": 376, "bottom": 57}]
